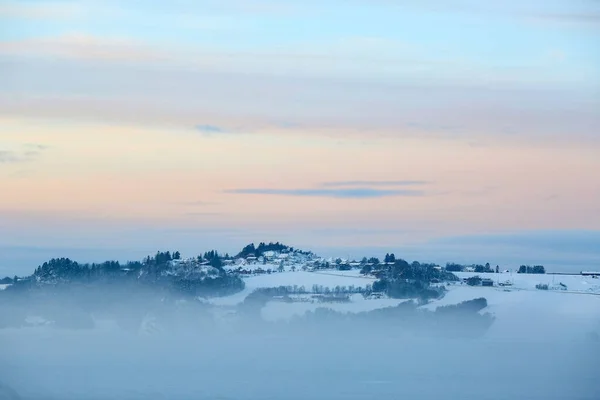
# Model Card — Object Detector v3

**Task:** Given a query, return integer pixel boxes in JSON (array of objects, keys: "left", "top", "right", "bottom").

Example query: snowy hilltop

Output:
[{"left": 0, "top": 241, "right": 598, "bottom": 342}]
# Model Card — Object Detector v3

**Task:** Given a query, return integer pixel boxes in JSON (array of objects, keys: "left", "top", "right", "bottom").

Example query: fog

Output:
[{"left": 1, "top": 283, "right": 599, "bottom": 400}]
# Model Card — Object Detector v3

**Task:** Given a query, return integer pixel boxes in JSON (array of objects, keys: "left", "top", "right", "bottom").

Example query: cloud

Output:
[
  {"left": 0, "top": 144, "right": 48, "bottom": 164},
  {"left": 1, "top": 30, "right": 598, "bottom": 142},
  {"left": 431, "top": 230, "right": 600, "bottom": 255},
  {"left": 23, "top": 143, "right": 50, "bottom": 150},
  {"left": 176, "top": 200, "right": 220, "bottom": 206},
  {"left": 531, "top": 13, "right": 600, "bottom": 27},
  {"left": 195, "top": 124, "right": 225, "bottom": 134},
  {"left": 322, "top": 180, "right": 429, "bottom": 187},
  {"left": 224, "top": 187, "right": 424, "bottom": 199},
  {"left": 0, "top": 1, "right": 83, "bottom": 20},
  {"left": 0, "top": 34, "right": 163, "bottom": 63},
  {"left": 0, "top": 151, "right": 20, "bottom": 163},
  {"left": 184, "top": 212, "right": 223, "bottom": 217}
]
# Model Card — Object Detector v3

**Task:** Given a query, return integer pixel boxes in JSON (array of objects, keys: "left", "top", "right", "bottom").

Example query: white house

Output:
[{"left": 263, "top": 251, "right": 276, "bottom": 259}]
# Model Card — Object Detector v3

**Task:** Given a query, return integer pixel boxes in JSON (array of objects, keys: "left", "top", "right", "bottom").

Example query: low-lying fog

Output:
[{"left": 1, "top": 286, "right": 599, "bottom": 400}]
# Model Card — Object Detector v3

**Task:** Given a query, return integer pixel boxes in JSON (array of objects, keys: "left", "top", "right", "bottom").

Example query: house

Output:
[{"left": 481, "top": 278, "right": 494, "bottom": 287}]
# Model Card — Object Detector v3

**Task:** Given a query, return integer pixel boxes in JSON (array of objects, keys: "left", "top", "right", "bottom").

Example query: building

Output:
[{"left": 481, "top": 278, "right": 494, "bottom": 287}]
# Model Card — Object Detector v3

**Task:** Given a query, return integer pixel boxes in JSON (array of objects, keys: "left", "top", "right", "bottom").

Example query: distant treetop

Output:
[{"left": 235, "top": 242, "right": 310, "bottom": 258}]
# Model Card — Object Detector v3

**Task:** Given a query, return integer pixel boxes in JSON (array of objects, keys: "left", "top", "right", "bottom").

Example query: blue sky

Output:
[{"left": 0, "top": 0, "right": 599, "bottom": 275}]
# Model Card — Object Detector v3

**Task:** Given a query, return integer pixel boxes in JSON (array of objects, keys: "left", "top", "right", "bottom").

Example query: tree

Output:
[
  {"left": 360, "top": 264, "right": 373, "bottom": 275},
  {"left": 338, "top": 263, "right": 351, "bottom": 271},
  {"left": 446, "top": 263, "right": 463, "bottom": 272},
  {"left": 173, "top": 251, "right": 181, "bottom": 260},
  {"left": 372, "top": 279, "right": 388, "bottom": 292},
  {"left": 532, "top": 265, "right": 546, "bottom": 274},
  {"left": 291, "top": 265, "right": 296, "bottom": 272},
  {"left": 277, "top": 263, "right": 284, "bottom": 273},
  {"left": 518, "top": 265, "right": 528, "bottom": 274},
  {"left": 496, "top": 265, "right": 499, "bottom": 273},
  {"left": 210, "top": 256, "right": 223, "bottom": 270},
  {"left": 518, "top": 265, "right": 545, "bottom": 274},
  {"left": 466, "top": 276, "right": 482, "bottom": 286}
]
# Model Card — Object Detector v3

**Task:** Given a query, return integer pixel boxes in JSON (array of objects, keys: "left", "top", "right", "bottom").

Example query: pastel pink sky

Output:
[{"left": 1, "top": 0, "right": 599, "bottom": 273}]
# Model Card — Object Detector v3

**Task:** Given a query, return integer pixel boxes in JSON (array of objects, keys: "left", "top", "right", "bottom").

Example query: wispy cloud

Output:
[
  {"left": 0, "top": 2, "right": 83, "bottom": 20},
  {"left": 431, "top": 230, "right": 600, "bottom": 255},
  {"left": 23, "top": 143, "right": 50, "bottom": 151},
  {"left": 322, "top": 180, "right": 429, "bottom": 187},
  {"left": 195, "top": 124, "right": 225, "bottom": 134},
  {"left": 0, "top": 144, "right": 48, "bottom": 164},
  {"left": 177, "top": 200, "right": 220, "bottom": 206},
  {"left": 0, "top": 151, "right": 21, "bottom": 163},
  {"left": 224, "top": 187, "right": 424, "bottom": 199},
  {"left": 184, "top": 212, "right": 223, "bottom": 217},
  {"left": 0, "top": 34, "right": 162, "bottom": 63},
  {"left": 530, "top": 13, "right": 600, "bottom": 27}
]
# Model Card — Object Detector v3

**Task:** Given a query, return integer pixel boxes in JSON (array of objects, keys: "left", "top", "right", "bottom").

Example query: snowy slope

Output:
[
  {"left": 423, "top": 274, "right": 600, "bottom": 341},
  {"left": 211, "top": 268, "right": 600, "bottom": 335},
  {"left": 261, "top": 294, "right": 407, "bottom": 322},
  {"left": 209, "top": 270, "right": 376, "bottom": 306},
  {"left": 453, "top": 271, "right": 600, "bottom": 293}
]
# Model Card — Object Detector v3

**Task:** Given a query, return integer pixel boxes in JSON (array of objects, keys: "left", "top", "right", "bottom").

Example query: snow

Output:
[
  {"left": 453, "top": 271, "right": 600, "bottom": 294},
  {"left": 209, "top": 270, "right": 376, "bottom": 306},
  {"left": 261, "top": 294, "right": 407, "bottom": 322},
  {"left": 212, "top": 268, "right": 600, "bottom": 333},
  {"left": 0, "top": 284, "right": 11, "bottom": 291},
  {"left": 422, "top": 273, "right": 600, "bottom": 341}
]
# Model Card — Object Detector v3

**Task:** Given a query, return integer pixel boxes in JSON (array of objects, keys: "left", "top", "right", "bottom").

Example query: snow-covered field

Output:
[
  {"left": 209, "top": 270, "right": 376, "bottom": 306},
  {"left": 0, "top": 284, "right": 11, "bottom": 291},
  {"left": 261, "top": 293, "right": 407, "bottom": 322},
  {"left": 2, "top": 269, "right": 599, "bottom": 400},
  {"left": 208, "top": 269, "right": 600, "bottom": 333},
  {"left": 453, "top": 271, "right": 600, "bottom": 293}
]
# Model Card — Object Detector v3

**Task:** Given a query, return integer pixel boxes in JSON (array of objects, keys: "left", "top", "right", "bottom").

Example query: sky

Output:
[{"left": 1, "top": 0, "right": 599, "bottom": 274}]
